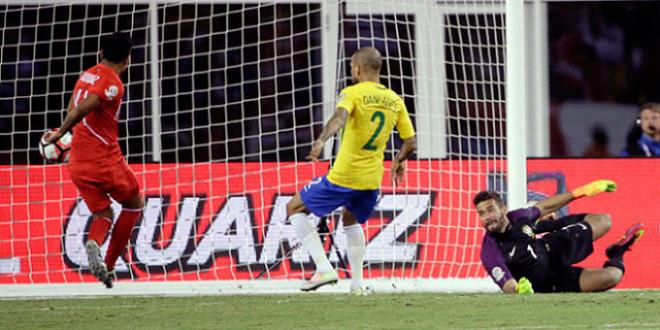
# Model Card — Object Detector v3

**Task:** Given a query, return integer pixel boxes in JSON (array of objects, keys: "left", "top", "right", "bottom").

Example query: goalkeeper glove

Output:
[
  {"left": 516, "top": 277, "right": 534, "bottom": 294},
  {"left": 571, "top": 180, "right": 617, "bottom": 198}
]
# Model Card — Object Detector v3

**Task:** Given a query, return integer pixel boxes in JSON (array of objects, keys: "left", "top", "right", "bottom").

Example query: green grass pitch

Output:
[{"left": 2, "top": 291, "right": 659, "bottom": 329}]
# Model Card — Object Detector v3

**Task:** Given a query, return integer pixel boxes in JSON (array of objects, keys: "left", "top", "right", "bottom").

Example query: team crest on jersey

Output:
[
  {"left": 105, "top": 85, "right": 119, "bottom": 99},
  {"left": 80, "top": 72, "right": 100, "bottom": 84},
  {"left": 521, "top": 225, "right": 534, "bottom": 238},
  {"left": 491, "top": 266, "right": 504, "bottom": 281}
]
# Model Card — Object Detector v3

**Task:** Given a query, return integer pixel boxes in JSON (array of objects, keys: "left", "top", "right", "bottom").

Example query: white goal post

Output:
[{"left": 0, "top": 0, "right": 533, "bottom": 297}]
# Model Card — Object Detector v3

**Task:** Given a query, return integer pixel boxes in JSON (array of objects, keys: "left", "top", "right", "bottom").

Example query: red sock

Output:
[
  {"left": 104, "top": 208, "right": 141, "bottom": 271},
  {"left": 88, "top": 216, "right": 113, "bottom": 245}
]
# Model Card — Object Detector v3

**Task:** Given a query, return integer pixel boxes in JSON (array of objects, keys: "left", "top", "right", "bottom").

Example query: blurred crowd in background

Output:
[
  {"left": 548, "top": 2, "right": 660, "bottom": 157},
  {"left": 1, "top": 1, "right": 659, "bottom": 164}
]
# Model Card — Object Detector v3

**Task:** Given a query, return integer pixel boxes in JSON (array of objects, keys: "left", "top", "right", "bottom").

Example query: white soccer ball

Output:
[{"left": 39, "top": 130, "right": 72, "bottom": 163}]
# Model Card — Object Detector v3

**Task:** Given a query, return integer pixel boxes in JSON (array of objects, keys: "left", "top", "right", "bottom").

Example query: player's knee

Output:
[
  {"left": 596, "top": 214, "right": 612, "bottom": 232},
  {"left": 342, "top": 208, "right": 361, "bottom": 227},
  {"left": 94, "top": 206, "right": 114, "bottom": 220},
  {"left": 286, "top": 200, "right": 302, "bottom": 217},
  {"left": 123, "top": 193, "right": 144, "bottom": 209},
  {"left": 286, "top": 193, "right": 311, "bottom": 217},
  {"left": 343, "top": 213, "right": 358, "bottom": 227},
  {"left": 587, "top": 213, "right": 611, "bottom": 232},
  {"left": 134, "top": 196, "right": 145, "bottom": 209}
]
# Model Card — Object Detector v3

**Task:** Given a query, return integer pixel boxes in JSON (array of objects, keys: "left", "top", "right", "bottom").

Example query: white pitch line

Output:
[
  {"left": 0, "top": 300, "right": 235, "bottom": 314},
  {"left": 481, "top": 323, "right": 660, "bottom": 330}
]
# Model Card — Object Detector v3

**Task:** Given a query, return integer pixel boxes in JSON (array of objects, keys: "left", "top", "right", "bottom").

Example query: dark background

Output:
[{"left": 1, "top": 2, "right": 659, "bottom": 164}]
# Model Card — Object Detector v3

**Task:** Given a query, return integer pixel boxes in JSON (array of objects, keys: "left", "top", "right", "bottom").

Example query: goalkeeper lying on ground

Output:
[{"left": 474, "top": 180, "right": 644, "bottom": 294}]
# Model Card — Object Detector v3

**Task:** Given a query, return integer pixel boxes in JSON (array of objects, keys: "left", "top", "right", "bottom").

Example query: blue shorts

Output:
[{"left": 300, "top": 176, "right": 379, "bottom": 223}]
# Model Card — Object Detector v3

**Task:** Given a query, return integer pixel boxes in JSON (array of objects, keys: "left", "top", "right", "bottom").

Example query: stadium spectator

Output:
[
  {"left": 582, "top": 125, "right": 612, "bottom": 157},
  {"left": 475, "top": 180, "right": 644, "bottom": 294},
  {"left": 286, "top": 47, "right": 417, "bottom": 295},
  {"left": 620, "top": 103, "right": 660, "bottom": 157},
  {"left": 43, "top": 32, "right": 144, "bottom": 288}
]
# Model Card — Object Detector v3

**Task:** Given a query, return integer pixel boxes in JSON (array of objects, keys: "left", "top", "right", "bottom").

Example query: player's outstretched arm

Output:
[
  {"left": 306, "top": 107, "right": 348, "bottom": 161},
  {"left": 533, "top": 191, "right": 575, "bottom": 219},
  {"left": 390, "top": 137, "right": 416, "bottom": 185},
  {"left": 534, "top": 179, "right": 616, "bottom": 222},
  {"left": 44, "top": 93, "right": 101, "bottom": 143}
]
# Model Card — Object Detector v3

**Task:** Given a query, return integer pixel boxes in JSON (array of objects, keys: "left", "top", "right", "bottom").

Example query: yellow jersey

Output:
[{"left": 327, "top": 81, "right": 415, "bottom": 190}]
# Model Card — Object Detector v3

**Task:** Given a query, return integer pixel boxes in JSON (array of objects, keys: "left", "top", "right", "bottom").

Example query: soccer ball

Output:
[{"left": 39, "top": 129, "right": 72, "bottom": 163}]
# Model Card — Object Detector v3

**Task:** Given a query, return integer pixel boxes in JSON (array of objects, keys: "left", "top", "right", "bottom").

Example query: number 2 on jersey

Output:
[{"left": 362, "top": 111, "right": 385, "bottom": 151}]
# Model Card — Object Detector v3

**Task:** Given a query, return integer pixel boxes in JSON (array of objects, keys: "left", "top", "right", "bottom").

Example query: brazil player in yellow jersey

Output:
[{"left": 286, "top": 47, "right": 417, "bottom": 295}]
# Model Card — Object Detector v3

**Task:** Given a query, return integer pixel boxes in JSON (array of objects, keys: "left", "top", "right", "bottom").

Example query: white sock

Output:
[
  {"left": 345, "top": 223, "right": 365, "bottom": 290},
  {"left": 290, "top": 213, "right": 333, "bottom": 273}
]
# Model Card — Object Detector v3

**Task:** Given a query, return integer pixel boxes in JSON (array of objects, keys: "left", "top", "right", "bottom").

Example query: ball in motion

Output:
[{"left": 39, "top": 129, "right": 72, "bottom": 163}]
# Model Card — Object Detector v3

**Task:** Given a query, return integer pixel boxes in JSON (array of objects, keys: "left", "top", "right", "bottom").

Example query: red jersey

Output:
[{"left": 69, "top": 63, "right": 125, "bottom": 162}]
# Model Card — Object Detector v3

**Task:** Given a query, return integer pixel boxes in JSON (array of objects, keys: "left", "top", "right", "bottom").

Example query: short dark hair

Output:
[
  {"left": 640, "top": 102, "right": 660, "bottom": 114},
  {"left": 101, "top": 32, "right": 133, "bottom": 63},
  {"left": 473, "top": 190, "right": 503, "bottom": 206},
  {"left": 352, "top": 47, "right": 382, "bottom": 72}
]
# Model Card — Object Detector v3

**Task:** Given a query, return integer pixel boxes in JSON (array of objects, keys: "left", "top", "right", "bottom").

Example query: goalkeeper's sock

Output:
[
  {"left": 345, "top": 224, "right": 365, "bottom": 291},
  {"left": 88, "top": 216, "right": 112, "bottom": 245},
  {"left": 290, "top": 213, "right": 333, "bottom": 273},
  {"left": 104, "top": 208, "right": 141, "bottom": 272},
  {"left": 604, "top": 259, "right": 625, "bottom": 274}
]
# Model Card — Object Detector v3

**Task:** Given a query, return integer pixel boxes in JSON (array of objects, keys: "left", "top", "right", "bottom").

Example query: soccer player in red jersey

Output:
[{"left": 43, "top": 32, "right": 143, "bottom": 288}]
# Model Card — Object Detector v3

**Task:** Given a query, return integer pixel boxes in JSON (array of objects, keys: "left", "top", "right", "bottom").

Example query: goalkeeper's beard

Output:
[{"left": 486, "top": 219, "right": 502, "bottom": 233}]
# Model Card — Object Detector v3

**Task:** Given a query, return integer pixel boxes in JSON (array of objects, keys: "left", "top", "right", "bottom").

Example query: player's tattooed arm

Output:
[{"left": 306, "top": 107, "right": 348, "bottom": 161}]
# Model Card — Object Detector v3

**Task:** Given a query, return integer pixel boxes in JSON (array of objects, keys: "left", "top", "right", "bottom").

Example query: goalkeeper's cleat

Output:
[
  {"left": 350, "top": 286, "right": 373, "bottom": 296},
  {"left": 606, "top": 223, "right": 644, "bottom": 259},
  {"left": 300, "top": 270, "right": 338, "bottom": 292},
  {"left": 85, "top": 240, "right": 113, "bottom": 289}
]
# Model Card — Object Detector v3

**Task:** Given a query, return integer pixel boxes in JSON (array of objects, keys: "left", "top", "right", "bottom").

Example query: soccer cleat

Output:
[
  {"left": 103, "top": 270, "right": 116, "bottom": 289},
  {"left": 606, "top": 223, "right": 644, "bottom": 259},
  {"left": 350, "top": 286, "right": 373, "bottom": 296},
  {"left": 85, "top": 240, "right": 113, "bottom": 289},
  {"left": 300, "top": 270, "right": 339, "bottom": 292}
]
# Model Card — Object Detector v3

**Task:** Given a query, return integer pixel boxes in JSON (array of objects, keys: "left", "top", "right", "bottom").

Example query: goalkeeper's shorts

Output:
[
  {"left": 68, "top": 157, "right": 140, "bottom": 214},
  {"left": 543, "top": 216, "right": 593, "bottom": 266},
  {"left": 300, "top": 175, "right": 379, "bottom": 223},
  {"left": 540, "top": 217, "right": 594, "bottom": 292}
]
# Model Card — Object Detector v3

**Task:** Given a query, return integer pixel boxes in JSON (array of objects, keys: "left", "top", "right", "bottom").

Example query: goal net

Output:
[{"left": 0, "top": 0, "right": 508, "bottom": 296}]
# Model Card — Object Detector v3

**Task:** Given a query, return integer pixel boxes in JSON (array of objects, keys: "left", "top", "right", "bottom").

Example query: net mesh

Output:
[{"left": 0, "top": 0, "right": 506, "bottom": 289}]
